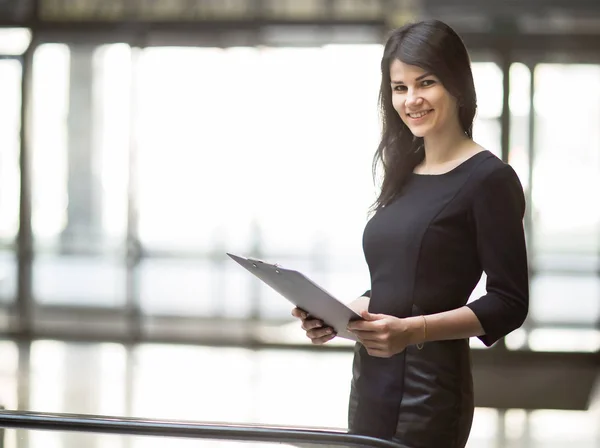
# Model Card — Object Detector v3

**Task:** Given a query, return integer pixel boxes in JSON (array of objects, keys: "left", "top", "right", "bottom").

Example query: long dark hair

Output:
[{"left": 371, "top": 19, "right": 477, "bottom": 211}]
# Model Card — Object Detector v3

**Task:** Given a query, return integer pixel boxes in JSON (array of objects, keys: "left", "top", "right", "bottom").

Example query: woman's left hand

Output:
[{"left": 347, "top": 310, "right": 415, "bottom": 358}]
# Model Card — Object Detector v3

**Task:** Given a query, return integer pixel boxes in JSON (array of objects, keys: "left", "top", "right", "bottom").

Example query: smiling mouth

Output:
[{"left": 407, "top": 110, "right": 433, "bottom": 119}]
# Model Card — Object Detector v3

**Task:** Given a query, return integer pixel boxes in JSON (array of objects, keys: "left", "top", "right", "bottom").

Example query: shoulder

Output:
[
  {"left": 468, "top": 151, "right": 523, "bottom": 190},
  {"left": 468, "top": 151, "right": 526, "bottom": 214}
]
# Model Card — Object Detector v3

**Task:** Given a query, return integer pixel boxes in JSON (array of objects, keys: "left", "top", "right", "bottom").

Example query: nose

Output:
[{"left": 405, "top": 90, "right": 423, "bottom": 108}]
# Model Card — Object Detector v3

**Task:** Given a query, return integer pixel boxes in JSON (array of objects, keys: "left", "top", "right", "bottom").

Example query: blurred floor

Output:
[{"left": 0, "top": 339, "right": 598, "bottom": 447}]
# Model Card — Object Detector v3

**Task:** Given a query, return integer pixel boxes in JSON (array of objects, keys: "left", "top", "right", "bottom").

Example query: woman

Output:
[{"left": 292, "top": 19, "right": 528, "bottom": 447}]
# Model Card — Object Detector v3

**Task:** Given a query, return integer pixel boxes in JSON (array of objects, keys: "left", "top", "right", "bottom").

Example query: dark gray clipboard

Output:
[{"left": 227, "top": 253, "right": 363, "bottom": 341}]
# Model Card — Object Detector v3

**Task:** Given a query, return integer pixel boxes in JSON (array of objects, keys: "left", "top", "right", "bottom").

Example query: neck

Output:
[{"left": 422, "top": 128, "right": 470, "bottom": 165}]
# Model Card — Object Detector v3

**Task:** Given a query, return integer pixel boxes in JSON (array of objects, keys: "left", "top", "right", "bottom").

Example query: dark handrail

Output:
[{"left": 0, "top": 410, "right": 406, "bottom": 447}]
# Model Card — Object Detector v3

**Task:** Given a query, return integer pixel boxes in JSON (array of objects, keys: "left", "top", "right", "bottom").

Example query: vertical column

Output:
[
  {"left": 16, "top": 38, "right": 34, "bottom": 337},
  {"left": 525, "top": 61, "right": 536, "bottom": 344},
  {"left": 61, "top": 44, "right": 103, "bottom": 252},
  {"left": 494, "top": 16, "right": 515, "bottom": 164},
  {"left": 524, "top": 62, "right": 536, "bottom": 257},
  {"left": 126, "top": 46, "right": 142, "bottom": 342}
]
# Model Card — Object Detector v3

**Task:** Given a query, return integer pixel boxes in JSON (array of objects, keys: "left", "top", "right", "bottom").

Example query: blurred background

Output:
[{"left": 0, "top": 0, "right": 599, "bottom": 447}]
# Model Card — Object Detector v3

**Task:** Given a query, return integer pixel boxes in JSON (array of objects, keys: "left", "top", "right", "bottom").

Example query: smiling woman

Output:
[{"left": 291, "top": 19, "right": 528, "bottom": 448}]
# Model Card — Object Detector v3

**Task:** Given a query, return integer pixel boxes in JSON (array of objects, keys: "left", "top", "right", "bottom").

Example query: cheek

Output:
[
  {"left": 391, "top": 95, "right": 406, "bottom": 119},
  {"left": 435, "top": 91, "right": 456, "bottom": 114}
]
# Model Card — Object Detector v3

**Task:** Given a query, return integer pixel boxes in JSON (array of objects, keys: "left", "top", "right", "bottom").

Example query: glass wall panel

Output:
[
  {"left": 528, "top": 63, "right": 600, "bottom": 326},
  {"left": 472, "top": 62, "right": 503, "bottom": 158},
  {"left": 0, "top": 58, "right": 22, "bottom": 304},
  {"left": 32, "top": 254, "right": 126, "bottom": 306},
  {"left": 530, "top": 274, "right": 600, "bottom": 325},
  {"left": 532, "top": 64, "right": 600, "bottom": 261},
  {"left": 509, "top": 62, "right": 532, "bottom": 190},
  {"left": 30, "top": 43, "right": 70, "bottom": 245},
  {"left": 0, "top": 340, "right": 19, "bottom": 410},
  {"left": 30, "top": 43, "right": 130, "bottom": 306},
  {"left": 139, "top": 257, "right": 254, "bottom": 317}
]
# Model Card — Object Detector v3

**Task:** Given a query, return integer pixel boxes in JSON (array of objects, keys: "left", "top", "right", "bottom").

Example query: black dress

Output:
[{"left": 348, "top": 150, "right": 529, "bottom": 447}]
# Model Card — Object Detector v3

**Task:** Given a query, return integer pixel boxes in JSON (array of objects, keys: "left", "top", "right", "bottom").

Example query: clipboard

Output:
[{"left": 227, "top": 253, "right": 363, "bottom": 341}]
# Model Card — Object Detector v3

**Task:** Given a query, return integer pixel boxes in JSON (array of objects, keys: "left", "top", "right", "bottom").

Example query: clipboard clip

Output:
[{"left": 247, "top": 257, "right": 281, "bottom": 272}]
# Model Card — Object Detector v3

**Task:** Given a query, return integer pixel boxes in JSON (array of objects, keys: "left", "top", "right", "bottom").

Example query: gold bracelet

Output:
[{"left": 416, "top": 315, "right": 427, "bottom": 350}]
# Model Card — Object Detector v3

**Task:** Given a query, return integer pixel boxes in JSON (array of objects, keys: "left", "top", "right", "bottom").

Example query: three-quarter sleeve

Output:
[{"left": 466, "top": 164, "right": 529, "bottom": 347}]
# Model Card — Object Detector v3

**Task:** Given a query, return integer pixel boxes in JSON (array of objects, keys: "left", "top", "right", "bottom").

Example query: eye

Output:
[
  {"left": 393, "top": 85, "right": 407, "bottom": 92},
  {"left": 421, "top": 79, "right": 436, "bottom": 87}
]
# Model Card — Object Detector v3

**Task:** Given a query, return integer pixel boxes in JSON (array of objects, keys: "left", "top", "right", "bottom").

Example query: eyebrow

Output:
[{"left": 391, "top": 72, "right": 433, "bottom": 84}]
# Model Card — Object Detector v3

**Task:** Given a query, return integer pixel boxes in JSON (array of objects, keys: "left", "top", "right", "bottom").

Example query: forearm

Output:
[
  {"left": 348, "top": 296, "right": 370, "bottom": 314},
  {"left": 406, "top": 306, "right": 485, "bottom": 346}
]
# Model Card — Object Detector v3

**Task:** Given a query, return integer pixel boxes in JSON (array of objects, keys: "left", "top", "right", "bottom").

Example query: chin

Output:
[{"left": 408, "top": 127, "right": 429, "bottom": 138}]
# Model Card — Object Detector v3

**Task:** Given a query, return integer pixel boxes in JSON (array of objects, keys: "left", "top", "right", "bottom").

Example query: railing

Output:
[{"left": 0, "top": 409, "right": 406, "bottom": 447}]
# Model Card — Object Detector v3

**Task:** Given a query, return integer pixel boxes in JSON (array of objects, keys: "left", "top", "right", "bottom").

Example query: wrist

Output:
[{"left": 407, "top": 315, "right": 427, "bottom": 346}]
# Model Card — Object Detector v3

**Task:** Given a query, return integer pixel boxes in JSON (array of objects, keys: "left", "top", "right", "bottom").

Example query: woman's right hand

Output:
[{"left": 291, "top": 308, "right": 336, "bottom": 344}]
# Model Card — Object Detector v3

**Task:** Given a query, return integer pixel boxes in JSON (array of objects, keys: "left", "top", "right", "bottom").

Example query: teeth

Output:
[{"left": 408, "top": 110, "right": 430, "bottom": 118}]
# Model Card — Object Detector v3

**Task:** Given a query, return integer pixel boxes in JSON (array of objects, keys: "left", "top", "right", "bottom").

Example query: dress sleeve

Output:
[
  {"left": 362, "top": 290, "right": 372, "bottom": 298},
  {"left": 466, "top": 164, "right": 529, "bottom": 347}
]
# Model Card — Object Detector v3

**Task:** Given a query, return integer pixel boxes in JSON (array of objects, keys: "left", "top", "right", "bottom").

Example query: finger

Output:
[
  {"left": 307, "top": 326, "right": 334, "bottom": 340},
  {"left": 348, "top": 317, "right": 385, "bottom": 330},
  {"left": 353, "top": 332, "right": 386, "bottom": 344},
  {"left": 310, "top": 331, "right": 337, "bottom": 345},
  {"left": 347, "top": 321, "right": 378, "bottom": 332},
  {"left": 355, "top": 334, "right": 387, "bottom": 349},
  {"left": 291, "top": 308, "right": 307, "bottom": 319},
  {"left": 301, "top": 319, "right": 324, "bottom": 331},
  {"left": 360, "top": 310, "right": 386, "bottom": 321}
]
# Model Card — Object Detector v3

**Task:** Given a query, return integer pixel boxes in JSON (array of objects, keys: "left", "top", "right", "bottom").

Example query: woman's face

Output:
[{"left": 389, "top": 59, "right": 460, "bottom": 139}]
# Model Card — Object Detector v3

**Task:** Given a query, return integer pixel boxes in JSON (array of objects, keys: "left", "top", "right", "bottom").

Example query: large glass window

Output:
[
  {"left": 23, "top": 42, "right": 507, "bottom": 320},
  {"left": 529, "top": 63, "right": 600, "bottom": 326},
  {"left": 509, "top": 62, "right": 532, "bottom": 191},
  {"left": 30, "top": 43, "right": 130, "bottom": 307},
  {"left": 0, "top": 58, "right": 22, "bottom": 304},
  {"left": 532, "top": 64, "right": 600, "bottom": 259},
  {"left": 472, "top": 62, "right": 503, "bottom": 158}
]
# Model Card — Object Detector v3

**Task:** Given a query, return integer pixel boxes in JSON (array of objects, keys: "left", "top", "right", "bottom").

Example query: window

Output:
[
  {"left": 0, "top": 58, "right": 22, "bottom": 304},
  {"left": 30, "top": 43, "right": 130, "bottom": 307}
]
